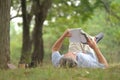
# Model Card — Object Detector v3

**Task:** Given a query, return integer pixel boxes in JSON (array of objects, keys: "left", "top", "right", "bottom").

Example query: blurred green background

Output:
[{"left": 10, "top": 0, "right": 120, "bottom": 65}]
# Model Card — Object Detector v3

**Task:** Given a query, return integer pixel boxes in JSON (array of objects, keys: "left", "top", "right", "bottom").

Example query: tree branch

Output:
[
  {"left": 10, "top": 15, "right": 22, "bottom": 20},
  {"left": 101, "top": 0, "right": 120, "bottom": 20}
]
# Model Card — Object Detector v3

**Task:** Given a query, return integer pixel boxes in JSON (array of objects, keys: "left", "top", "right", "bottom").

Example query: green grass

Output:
[{"left": 0, "top": 63, "right": 120, "bottom": 80}]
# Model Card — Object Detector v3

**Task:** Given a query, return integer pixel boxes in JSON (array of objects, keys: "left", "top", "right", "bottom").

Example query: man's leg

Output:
[
  {"left": 68, "top": 42, "right": 83, "bottom": 54},
  {"left": 69, "top": 32, "right": 104, "bottom": 58}
]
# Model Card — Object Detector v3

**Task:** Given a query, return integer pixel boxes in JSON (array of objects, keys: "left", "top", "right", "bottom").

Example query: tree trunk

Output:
[
  {"left": 30, "top": 14, "right": 44, "bottom": 67},
  {"left": 30, "top": 0, "right": 52, "bottom": 67},
  {"left": 0, "top": 0, "right": 11, "bottom": 69},
  {"left": 19, "top": 0, "right": 31, "bottom": 66}
]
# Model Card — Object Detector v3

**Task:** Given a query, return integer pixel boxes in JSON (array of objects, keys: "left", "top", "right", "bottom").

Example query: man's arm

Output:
[
  {"left": 52, "top": 29, "right": 71, "bottom": 52},
  {"left": 87, "top": 37, "right": 108, "bottom": 68}
]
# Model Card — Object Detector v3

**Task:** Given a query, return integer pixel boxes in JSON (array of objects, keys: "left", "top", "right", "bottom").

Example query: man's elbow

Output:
[
  {"left": 105, "top": 64, "right": 109, "bottom": 68},
  {"left": 52, "top": 47, "right": 57, "bottom": 52}
]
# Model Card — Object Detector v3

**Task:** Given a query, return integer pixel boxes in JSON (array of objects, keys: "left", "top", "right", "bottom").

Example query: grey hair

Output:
[{"left": 59, "top": 57, "right": 77, "bottom": 68}]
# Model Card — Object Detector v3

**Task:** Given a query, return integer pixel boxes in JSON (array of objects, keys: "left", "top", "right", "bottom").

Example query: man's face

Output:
[{"left": 64, "top": 52, "right": 76, "bottom": 60}]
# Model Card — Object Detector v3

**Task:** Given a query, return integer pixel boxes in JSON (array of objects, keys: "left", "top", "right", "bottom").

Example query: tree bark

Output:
[
  {"left": 30, "top": 0, "right": 52, "bottom": 67},
  {"left": 31, "top": 14, "right": 44, "bottom": 67},
  {"left": 0, "top": 0, "right": 11, "bottom": 69},
  {"left": 19, "top": 0, "right": 31, "bottom": 65}
]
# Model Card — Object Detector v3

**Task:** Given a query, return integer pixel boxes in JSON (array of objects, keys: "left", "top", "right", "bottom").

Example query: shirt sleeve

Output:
[
  {"left": 51, "top": 51, "right": 62, "bottom": 67},
  {"left": 77, "top": 53, "right": 105, "bottom": 68}
]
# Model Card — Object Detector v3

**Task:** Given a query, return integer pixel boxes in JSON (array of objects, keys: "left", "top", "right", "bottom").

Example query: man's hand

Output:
[
  {"left": 87, "top": 37, "right": 98, "bottom": 50},
  {"left": 63, "top": 29, "right": 72, "bottom": 38}
]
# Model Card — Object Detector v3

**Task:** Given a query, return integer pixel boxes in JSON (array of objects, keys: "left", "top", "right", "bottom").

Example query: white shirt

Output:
[{"left": 52, "top": 51, "right": 105, "bottom": 68}]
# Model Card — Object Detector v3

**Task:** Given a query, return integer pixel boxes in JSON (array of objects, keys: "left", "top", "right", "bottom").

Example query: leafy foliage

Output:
[{"left": 49, "top": 0, "right": 104, "bottom": 22}]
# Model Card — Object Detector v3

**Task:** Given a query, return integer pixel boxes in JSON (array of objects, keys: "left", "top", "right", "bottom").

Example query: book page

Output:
[{"left": 69, "top": 28, "right": 87, "bottom": 44}]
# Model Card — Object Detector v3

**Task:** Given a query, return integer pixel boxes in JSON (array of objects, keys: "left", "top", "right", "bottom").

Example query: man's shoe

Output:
[{"left": 95, "top": 32, "right": 104, "bottom": 43}]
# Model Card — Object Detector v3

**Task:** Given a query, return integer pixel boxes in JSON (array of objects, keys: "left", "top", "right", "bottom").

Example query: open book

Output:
[{"left": 69, "top": 28, "right": 88, "bottom": 44}]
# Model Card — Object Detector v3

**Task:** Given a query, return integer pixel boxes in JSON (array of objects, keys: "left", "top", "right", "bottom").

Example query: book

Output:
[{"left": 69, "top": 28, "right": 88, "bottom": 44}]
